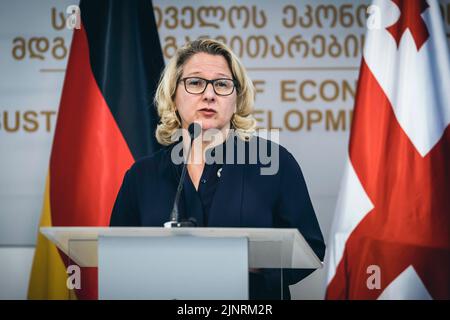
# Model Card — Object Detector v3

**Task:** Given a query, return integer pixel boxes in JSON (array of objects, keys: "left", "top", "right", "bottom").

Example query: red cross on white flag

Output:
[{"left": 325, "top": 0, "right": 450, "bottom": 299}]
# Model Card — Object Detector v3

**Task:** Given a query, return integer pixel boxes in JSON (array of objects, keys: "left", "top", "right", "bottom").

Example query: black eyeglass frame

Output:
[{"left": 179, "top": 77, "right": 238, "bottom": 96}]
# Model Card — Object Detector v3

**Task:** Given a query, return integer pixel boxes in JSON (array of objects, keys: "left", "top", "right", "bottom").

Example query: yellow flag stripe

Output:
[{"left": 27, "top": 172, "right": 71, "bottom": 299}]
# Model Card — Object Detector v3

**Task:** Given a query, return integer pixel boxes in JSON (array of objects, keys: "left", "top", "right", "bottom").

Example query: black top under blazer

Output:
[{"left": 110, "top": 135, "right": 326, "bottom": 299}]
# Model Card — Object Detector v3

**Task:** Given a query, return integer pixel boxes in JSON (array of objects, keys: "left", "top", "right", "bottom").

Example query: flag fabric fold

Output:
[
  {"left": 325, "top": 0, "right": 450, "bottom": 300},
  {"left": 28, "top": 0, "right": 163, "bottom": 300}
]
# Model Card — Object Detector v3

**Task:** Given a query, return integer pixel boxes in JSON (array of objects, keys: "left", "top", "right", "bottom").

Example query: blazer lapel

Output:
[{"left": 207, "top": 162, "right": 244, "bottom": 227}]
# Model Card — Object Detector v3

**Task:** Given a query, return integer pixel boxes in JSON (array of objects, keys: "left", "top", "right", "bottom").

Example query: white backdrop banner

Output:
[{"left": 0, "top": 0, "right": 76, "bottom": 244}]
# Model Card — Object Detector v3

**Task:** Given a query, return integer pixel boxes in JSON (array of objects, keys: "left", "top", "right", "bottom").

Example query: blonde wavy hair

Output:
[{"left": 154, "top": 39, "right": 256, "bottom": 145}]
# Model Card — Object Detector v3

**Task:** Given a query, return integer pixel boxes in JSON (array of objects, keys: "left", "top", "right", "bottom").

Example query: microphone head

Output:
[{"left": 188, "top": 122, "right": 202, "bottom": 140}]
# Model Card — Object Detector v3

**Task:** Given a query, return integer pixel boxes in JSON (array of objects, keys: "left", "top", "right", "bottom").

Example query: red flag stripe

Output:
[{"left": 49, "top": 23, "right": 134, "bottom": 299}]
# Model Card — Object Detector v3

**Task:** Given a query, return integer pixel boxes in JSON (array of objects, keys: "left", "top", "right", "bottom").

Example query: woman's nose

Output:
[{"left": 202, "top": 82, "right": 216, "bottom": 101}]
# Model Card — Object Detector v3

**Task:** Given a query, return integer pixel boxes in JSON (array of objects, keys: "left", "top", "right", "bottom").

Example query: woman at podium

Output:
[{"left": 110, "top": 39, "right": 325, "bottom": 299}]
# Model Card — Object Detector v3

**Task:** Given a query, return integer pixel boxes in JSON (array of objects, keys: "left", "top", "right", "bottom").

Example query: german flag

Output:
[{"left": 28, "top": 0, "right": 164, "bottom": 300}]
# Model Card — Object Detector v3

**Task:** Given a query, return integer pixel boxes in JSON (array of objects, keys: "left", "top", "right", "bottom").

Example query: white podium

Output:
[{"left": 40, "top": 227, "right": 322, "bottom": 300}]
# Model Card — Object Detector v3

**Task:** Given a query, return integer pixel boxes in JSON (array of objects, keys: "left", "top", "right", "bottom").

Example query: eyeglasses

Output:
[{"left": 179, "top": 77, "right": 237, "bottom": 96}]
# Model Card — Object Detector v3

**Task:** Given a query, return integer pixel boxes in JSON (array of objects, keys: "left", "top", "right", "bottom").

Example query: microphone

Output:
[{"left": 164, "top": 122, "right": 201, "bottom": 228}]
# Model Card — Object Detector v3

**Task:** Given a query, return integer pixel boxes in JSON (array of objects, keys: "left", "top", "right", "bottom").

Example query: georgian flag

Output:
[{"left": 325, "top": 0, "right": 450, "bottom": 299}]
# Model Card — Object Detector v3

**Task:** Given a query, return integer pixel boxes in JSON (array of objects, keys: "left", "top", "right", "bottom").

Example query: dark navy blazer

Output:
[{"left": 110, "top": 135, "right": 325, "bottom": 299}]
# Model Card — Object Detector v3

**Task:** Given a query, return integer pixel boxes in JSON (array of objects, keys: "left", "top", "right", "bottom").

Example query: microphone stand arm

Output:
[{"left": 164, "top": 141, "right": 196, "bottom": 228}]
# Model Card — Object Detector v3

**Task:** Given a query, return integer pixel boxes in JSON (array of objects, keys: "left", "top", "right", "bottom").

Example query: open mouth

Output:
[{"left": 199, "top": 108, "right": 217, "bottom": 116}]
